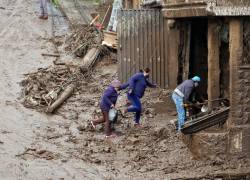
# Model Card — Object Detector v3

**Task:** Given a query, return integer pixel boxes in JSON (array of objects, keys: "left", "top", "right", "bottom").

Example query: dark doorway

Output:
[
  {"left": 220, "top": 22, "right": 230, "bottom": 99},
  {"left": 189, "top": 18, "right": 208, "bottom": 98}
]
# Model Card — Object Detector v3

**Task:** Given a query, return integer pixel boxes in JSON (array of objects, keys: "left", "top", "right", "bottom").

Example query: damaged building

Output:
[{"left": 116, "top": 0, "right": 250, "bottom": 158}]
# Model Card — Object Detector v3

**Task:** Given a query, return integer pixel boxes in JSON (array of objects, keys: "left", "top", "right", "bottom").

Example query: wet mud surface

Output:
[{"left": 1, "top": 0, "right": 250, "bottom": 179}]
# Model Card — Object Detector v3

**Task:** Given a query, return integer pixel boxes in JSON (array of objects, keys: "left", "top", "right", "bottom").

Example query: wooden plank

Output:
[
  {"left": 156, "top": 11, "right": 161, "bottom": 86},
  {"left": 135, "top": 10, "right": 140, "bottom": 74},
  {"left": 160, "top": 12, "right": 165, "bottom": 88},
  {"left": 102, "top": 31, "right": 117, "bottom": 49},
  {"left": 144, "top": 10, "right": 148, "bottom": 70},
  {"left": 148, "top": 11, "right": 152, "bottom": 82},
  {"left": 164, "top": 18, "right": 169, "bottom": 88},
  {"left": 162, "top": 7, "right": 209, "bottom": 18},
  {"left": 152, "top": 11, "right": 157, "bottom": 82},
  {"left": 139, "top": 11, "right": 144, "bottom": 71},
  {"left": 129, "top": 10, "right": 134, "bottom": 77},
  {"left": 118, "top": 10, "right": 123, "bottom": 82}
]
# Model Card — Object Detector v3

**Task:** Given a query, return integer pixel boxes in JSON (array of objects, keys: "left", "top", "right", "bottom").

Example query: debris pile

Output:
[
  {"left": 20, "top": 65, "right": 88, "bottom": 112},
  {"left": 64, "top": 25, "right": 100, "bottom": 57}
]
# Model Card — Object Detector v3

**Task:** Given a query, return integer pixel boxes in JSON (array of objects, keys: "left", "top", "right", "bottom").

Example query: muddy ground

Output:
[{"left": 1, "top": 0, "right": 250, "bottom": 179}]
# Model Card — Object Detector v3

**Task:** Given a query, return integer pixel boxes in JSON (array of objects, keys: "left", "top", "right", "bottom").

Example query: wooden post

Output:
[
  {"left": 207, "top": 19, "right": 220, "bottom": 110},
  {"left": 229, "top": 18, "right": 243, "bottom": 126},
  {"left": 228, "top": 18, "right": 244, "bottom": 155}
]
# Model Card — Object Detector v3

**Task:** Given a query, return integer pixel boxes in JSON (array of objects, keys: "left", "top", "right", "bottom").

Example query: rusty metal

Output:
[
  {"left": 181, "top": 107, "right": 230, "bottom": 134},
  {"left": 117, "top": 9, "right": 170, "bottom": 88}
]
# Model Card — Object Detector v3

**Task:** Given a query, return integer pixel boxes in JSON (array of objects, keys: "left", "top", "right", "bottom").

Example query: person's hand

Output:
[
  {"left": 183, "top": 103, "right": 190, "bottom": 108},
  {"left": 111, "top": 104, "right": 115, "bottom": 108},
  {"left": 128, "top": 89, "right": 133, "bottom": 94}
]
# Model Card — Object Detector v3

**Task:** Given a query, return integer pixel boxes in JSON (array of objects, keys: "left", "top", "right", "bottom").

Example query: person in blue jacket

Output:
[
  {"left": 123, "top": 68, "right": 157, "bottom": 127},
  {"left": 91, "top": 80, "right": 127, "bottom": 138},
  {"left": 172, "top": 76, "right": 201, "bottom": 131}
]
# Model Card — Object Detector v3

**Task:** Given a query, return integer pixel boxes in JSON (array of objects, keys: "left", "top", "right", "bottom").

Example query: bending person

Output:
[
  {"left": 91, "top": 80, "right": 127, "bottom": 138},
  {"left": 172, "top": 76, "right": 201, "bottom": 131}
]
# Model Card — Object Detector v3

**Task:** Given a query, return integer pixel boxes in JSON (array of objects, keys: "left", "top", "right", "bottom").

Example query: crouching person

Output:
[{"left": 91, "top": 80, "right": 126, "bottom": 138}]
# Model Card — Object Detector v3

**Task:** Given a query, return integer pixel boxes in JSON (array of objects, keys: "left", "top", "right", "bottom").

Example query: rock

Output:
[
  {"left": 94, "top": 102, "right": 99, "bottom": 107},
  {"left": 61, "top": 159, "right": 68, "bottom": 163},
  {"left": 153, "top": 127, "right": 170, "bottom": 139},
  {"left": 83, "top": 141, "right": 88, "bottom": 146},
  {"left": 128, "top": 137, "right": 139, "bottom": 145},
  {"left": 36, "top": 150, "right": 46, "bottom": 155},
  {"left": 103, "top": 147, "right": 111, "bottom": 153},
  {"left": 148, "top": 113, "right": 154, "bottom": 118},
  {"left": 93, "top": 159, "right": 101, "bottom": 164},
  {"left": 77, "top": 125, "right": 85, "bottom": 131}
]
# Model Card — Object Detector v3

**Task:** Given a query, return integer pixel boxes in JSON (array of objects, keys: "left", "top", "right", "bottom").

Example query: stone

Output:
[{"left": 128, "top": 137, "right": 139, "bottom": 145}]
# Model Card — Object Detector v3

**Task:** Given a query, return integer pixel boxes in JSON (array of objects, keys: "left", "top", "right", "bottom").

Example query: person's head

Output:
[
  {"left": 110, "top": 79, "right": 122, "bottom": 91},
  {"left": 192, "top": 76, "right": 201, "bottom": 87},
  {"left": 143, "top": 67, "right": 150, "bottom": 78}
]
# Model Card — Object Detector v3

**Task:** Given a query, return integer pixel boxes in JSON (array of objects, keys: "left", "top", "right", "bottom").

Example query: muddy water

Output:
[{"left": 0, "top": 0, "right": 102, "bottom": 179}]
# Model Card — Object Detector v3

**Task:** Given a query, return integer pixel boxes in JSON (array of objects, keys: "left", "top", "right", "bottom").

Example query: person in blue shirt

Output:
[
  {"left": 123, "top": 68, "right": 157, "bottom": 127},
  {"left": 172, "top": 76, "right": 201, "bottom": 131},
  {"left": 91, "top": 80, "right": 127, "bottom": 138}
]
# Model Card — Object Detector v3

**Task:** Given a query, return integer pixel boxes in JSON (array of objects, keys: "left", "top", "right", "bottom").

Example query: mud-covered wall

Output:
[
  {"left": 229, "top": 18, "right": 250, "bottom": 156},
  {"left": 230, "top": 18, "right": 250, "bottom": 126},
  {"left": 216, "top": 0, "right": 250, "bottom": 6}
]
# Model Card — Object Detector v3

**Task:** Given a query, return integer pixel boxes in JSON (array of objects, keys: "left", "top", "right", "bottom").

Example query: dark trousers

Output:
[
  {"left": 93, "top": 111, "right": 111, "bottom": 136},
  {"left": 127, "top": 93, "right": 142, "bottom": 124}
]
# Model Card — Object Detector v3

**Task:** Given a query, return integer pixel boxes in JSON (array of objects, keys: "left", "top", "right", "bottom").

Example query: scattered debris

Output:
[
  {"left": 64, "top": 25, "right": 100, "bottom": 58},
  {"left": 16, "top": 148, "right": 58, "bottom": 160},
  {"left": 41, "top": 53, "right": 60, "bottom": 58}
]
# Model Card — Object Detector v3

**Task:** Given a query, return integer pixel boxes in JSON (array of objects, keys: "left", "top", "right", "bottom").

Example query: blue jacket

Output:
[
  {"left": 128, "top": 73, "right": 156, "bottom": 98},
  {"left": 176, "top": 79, "right": 195, "bottom": 102},
  {"left": 100, "top": 84, "right": 128, "bottom": 111}
]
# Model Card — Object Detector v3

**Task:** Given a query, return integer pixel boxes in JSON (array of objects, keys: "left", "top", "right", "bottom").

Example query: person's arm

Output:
[
  {"left": 102, "top": 89, "right": 114, "bottom": 108},
  {"left": 146, "top": 79, "right": 156, "bottom": 88},
  {"left": 119, "top": 82, "right": 129, "bottom": 90}
]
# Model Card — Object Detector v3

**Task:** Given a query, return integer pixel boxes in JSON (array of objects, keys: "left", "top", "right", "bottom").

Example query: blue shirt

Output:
[{"left": 128, "top": 73, "right": 156, "bottom": 98}]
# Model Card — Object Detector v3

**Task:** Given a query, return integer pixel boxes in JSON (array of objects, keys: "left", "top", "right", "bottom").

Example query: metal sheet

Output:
[{"left": 118, "top": 9, "right": 174, "bottom": 88}]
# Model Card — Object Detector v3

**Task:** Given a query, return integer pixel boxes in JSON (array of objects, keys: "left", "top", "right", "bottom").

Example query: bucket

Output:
[{"left": 109, "top": 108, "right": 118, "bottom": 123}]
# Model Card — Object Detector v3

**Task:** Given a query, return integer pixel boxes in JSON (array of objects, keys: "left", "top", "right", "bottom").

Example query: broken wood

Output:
[
  {"left": 101, "top": 5, "right": 111, "bottom": 28},
  {"left": 47, "top": 83, "right": 76, "bottom": 113},
  {"left": 89, "top": 14, "right": 100, "bottom": 26},
  {"left": 42, "top": 53, "right": 60, "bottom": 57},
  {"left": 82, "top": 47, "right": 101, "bottom": 68},
  {"left": 102, "top": 31, "right": 117, "bottom": 49}
]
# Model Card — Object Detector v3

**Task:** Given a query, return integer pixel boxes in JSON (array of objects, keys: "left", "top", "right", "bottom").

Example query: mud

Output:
[{"left": 1, "top": 0, "right": 250, "bottom": 179}]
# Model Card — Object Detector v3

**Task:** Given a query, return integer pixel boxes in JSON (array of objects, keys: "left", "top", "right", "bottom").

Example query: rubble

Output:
[{"left": 64, "top": 25, "right": 100, "bottom": 58}]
